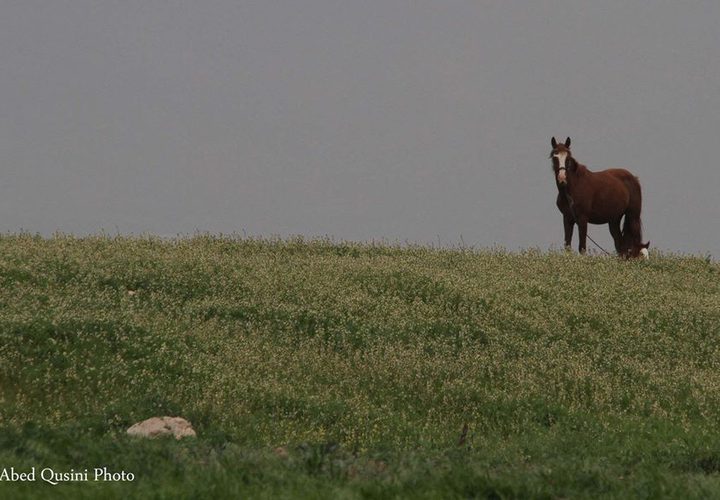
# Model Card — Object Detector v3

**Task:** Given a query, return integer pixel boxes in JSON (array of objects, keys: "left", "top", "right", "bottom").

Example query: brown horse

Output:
[{"left": 550, "top": 137, "right": 649, "bottom": 258}]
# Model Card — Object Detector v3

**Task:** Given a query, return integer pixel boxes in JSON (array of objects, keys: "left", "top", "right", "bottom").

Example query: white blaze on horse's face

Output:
[
  {"left": 640, "top": 247, "right": 649, "bottom": 259},
  {"left": 554, "top": 152, "right": 568, "bottom": 184}
]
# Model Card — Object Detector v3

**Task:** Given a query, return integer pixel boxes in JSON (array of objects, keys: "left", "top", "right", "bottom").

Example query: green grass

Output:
[{"left": 1, "top": 234, "right": 719, "bottom": 498}]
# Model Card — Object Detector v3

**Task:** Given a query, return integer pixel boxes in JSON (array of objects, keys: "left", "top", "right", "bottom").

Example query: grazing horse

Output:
[{"left": 550, "top": 137, "right": 649, "bottom": 258}]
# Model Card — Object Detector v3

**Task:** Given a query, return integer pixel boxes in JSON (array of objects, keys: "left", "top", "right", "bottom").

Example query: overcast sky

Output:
[{"left": 1, "top": 1, "right": 719, "bottom": 256}]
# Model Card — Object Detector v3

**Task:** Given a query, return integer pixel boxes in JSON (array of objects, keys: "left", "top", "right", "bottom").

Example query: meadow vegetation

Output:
[{"left": 1, "top": 234, "right": 719, "bottom": 498}]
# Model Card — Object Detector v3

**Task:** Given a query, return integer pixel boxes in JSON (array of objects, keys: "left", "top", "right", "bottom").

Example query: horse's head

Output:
[
  {"left": 626, "top": 241, "right": 650, "bottom": 259},
  {"left": 550, "top": 137, "right": 575, "bottom": 185}
]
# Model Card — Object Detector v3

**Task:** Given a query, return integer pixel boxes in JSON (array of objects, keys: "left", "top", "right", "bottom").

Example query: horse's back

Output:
[
  {"left": 603, "top": 167, "right": 638, "bottom": 182},
  {"left": 587, "top": 168, "right": 632, "bottom": 194},
  {"left": 602, "top": 167, "right": 643, "bottom": 213},
  {"left": 603, "top": 168, "right": 641, "bottom": 195},
  {"left": 595, "top": 168, "right": 641, "bottom": 198},
  {"left": 576, "top": 168, "right": 636, "bottom": 221}
]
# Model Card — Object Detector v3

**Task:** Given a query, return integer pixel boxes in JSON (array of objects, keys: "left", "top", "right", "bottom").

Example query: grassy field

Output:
[{"left": 1, "top": 234, "right": 719, "bottom": 499}]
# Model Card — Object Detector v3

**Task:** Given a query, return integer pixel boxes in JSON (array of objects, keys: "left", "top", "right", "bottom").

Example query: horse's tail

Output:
[{"left": 621, "top": 174, "right": 643, "bottom": 252}]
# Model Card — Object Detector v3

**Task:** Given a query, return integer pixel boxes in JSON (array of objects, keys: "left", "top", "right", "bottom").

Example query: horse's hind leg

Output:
[{"left": 608, "top": 219, "right": 623, "bottom": 255}]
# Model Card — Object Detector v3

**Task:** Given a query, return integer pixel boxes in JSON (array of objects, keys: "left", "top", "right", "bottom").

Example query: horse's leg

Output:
[
  {"left": 608, "top": 219, "right": 623, "bottom": 255},
  {"left": 577, "top": 216, "right": 588, "bottom": 255},
  {"left": 563, "top": 214, "right": 574, "bottom": 251}
]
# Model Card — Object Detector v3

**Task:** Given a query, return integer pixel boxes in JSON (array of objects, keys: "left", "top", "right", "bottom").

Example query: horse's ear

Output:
[
  {"left": 551, "top": 137, "right": 557, "bottom": 148},
  {"left": 565, "top": 137, "right": 571, "bottom": 148}
]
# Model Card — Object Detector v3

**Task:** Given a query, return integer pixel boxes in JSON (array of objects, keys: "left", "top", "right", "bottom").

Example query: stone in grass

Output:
[
  {"left": 127, "top": 416, "right": 196, "bottom": 440},
  {"left": 273, "top": 446, "right": 289, "bottom": 459}
]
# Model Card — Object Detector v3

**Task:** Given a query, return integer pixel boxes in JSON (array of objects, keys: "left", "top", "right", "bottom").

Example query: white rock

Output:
[{"left": 127, "top": 416, "right": 196, "bottom": 440}]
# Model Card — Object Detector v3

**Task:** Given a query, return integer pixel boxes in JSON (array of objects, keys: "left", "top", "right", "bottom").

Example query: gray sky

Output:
[{"left": 2, "top": 1, "right": 719, "bottom": 256}]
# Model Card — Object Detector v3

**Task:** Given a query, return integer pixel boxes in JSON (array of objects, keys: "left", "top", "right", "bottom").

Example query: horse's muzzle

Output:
[{"left": 557, "top": 169, "right": 567, "bottom": 184}]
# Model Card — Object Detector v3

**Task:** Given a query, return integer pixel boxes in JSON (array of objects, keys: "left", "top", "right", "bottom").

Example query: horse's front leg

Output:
[
  {"left": 563, "top": 213, "right": 574, "bottom": 251},
  {"left": 577, "top": 216, "right": 588, "bottom": 255}
]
